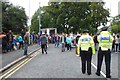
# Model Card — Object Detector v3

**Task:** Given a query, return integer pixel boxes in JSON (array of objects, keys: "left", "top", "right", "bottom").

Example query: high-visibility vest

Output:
[
  {"left": 97, "top": 31, "right": 114, "bottom": 51},
  {"left": 78, "top": 34, "right": 95, "bottom": 55}
]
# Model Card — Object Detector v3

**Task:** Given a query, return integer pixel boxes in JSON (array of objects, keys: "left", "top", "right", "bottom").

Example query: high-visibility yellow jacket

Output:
[
  {"left": 97, "top": 31, "right": 114, "bottom": 51},
  {"left": 78, "top": 33, "right": 95, "bottom": 55}
]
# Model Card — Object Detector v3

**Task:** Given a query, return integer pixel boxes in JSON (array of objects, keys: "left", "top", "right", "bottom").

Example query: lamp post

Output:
[
  {"left": 38, "top": 2, "right": 41, "bottom": 35},
  {"left": 28, "top": 0, "right": 31, "bottom": 45}
]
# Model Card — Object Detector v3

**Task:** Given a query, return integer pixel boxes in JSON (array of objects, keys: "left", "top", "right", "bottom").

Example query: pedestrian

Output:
[
  {"left": 78, "top": 29, "right": 95, "bottom": 75},
  {"left": 13, "top": 36, "right": 18, "bottom": 50},
  {"left": 23, "top": 32, "right": 29, "bottom": 56},
  {"left": 18, "top": 35, "right": 24, "bottom": 49},
  {"left": 93, "top": 35, "right": 99, "bottom": 51},
  {"left": 54, "top": 34, "right": 60, "bottom": 47},
  {"left": 118, "top": 34, "right": 120, "bottom": 52},
  {"left": 96, "top": 26, "right": 114, "bottom": 78},
  {"left": 66, "top": 34, "right": 72, "bottom": 51},
  {"left": 112, "top": 35, "right": 115, "bottom": 52},
  {"left": 31, "top": 31, "right": 35, "bottom": 45},
  {"left": 61, "top": 33, "right": 66, "bottom": 52},
  {"left": 21, "top": 29, "right": 25, "bottom": 39},
  {"left": 37, "top": 35, "right": 41, "bottom": 45},
  {"left": 6, "top": 30, "right": 14, "bottom": 51},
  {"left": 40, "top": 32, "right": 47, "bottom": 54},
  {"left": 75, "top": 34, "right": 81, "bottom": 56},
  {"left": 46, "top": 34, "right": 49, "bottom": 48},
  {"left": 115, "top": 34, "right": 119, "bottom": 53},
  {"left": 51, "top": 34, "right": 54, "bottom": 44}
]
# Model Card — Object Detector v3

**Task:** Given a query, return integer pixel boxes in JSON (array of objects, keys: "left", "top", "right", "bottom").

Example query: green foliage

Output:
[
  {"left": 110, "top": 25, "right": 120, "bottom": 33},
  {"left": 31, "top": 2, "right": 110, "bottom": 34},
  {"left": 31, "top": 11, "right": 39, "bottom": 32},
  {"left": 111, "top": 15, "right": 120, "bottom": 33},
  {"left": 112, "top": 15, "right": 120, "bottom": 25},
  {"left": 2, "top": 2, "right": 28, "bottom": 34}
]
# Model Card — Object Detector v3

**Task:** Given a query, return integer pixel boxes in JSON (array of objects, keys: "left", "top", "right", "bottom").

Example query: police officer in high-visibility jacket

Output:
[
  {"left": 78, "top": 29, "right": 95, "bottom": 75},
  {"left": 96, "top": 26, "right": 114, "bottom": 78}
]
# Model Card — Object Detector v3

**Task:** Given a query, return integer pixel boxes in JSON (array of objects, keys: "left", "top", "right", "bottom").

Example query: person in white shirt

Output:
[
  {"left": 115, "top": 35, "right": 119, "bottom": 53},
  {"left": 118, "top": 35, "right": 120, "bottom": 52}
]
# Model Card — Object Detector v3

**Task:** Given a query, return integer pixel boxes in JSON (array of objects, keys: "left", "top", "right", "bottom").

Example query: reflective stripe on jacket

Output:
[
  {"left": 97, "top": 31, "right": 114, "bottom": 51},
  {"left": 78, "top": 34, "right": 95, "bottom": 55}
]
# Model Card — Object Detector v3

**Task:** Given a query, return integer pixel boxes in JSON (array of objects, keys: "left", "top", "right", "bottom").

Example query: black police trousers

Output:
[
  {"left": 80, "top": 48, "right": 92, "bottom": 74},
  {"left": 96, "top": 48, "right": 111, "bottom": 76}
]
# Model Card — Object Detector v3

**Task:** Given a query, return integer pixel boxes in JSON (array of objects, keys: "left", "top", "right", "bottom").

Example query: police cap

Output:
[
  {"left": 83, "top": 29, "right": 89, "bottom": 33},
  {"left": 102, "top": 26, "right": 108, "bottom": 31}
]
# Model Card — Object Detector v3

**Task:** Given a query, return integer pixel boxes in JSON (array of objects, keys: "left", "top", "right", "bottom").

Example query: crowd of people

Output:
[
  {"left": 2, "top": 29, "right": 120, "bottom": 54},
  {"left": 2, "top": 30, "right": 39, "bottom": 53},
  {"left": 1, "top": 30, "right": 79, "bottom": 53},
  {"left": 47, "top": 32, "right": 76, "bottom": 51},
  {"left": 46, "top": 32, "right": 120, "bottom": 53}
]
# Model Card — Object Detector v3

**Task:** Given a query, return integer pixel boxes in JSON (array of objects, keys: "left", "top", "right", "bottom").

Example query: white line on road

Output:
[{"left": 91, "top": 63, "right": 106, "bottom": 78}]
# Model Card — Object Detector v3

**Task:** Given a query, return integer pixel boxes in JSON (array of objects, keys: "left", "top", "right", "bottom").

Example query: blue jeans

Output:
[
  {"left": 55, "top": 41, "right": 59, "bottom": 47},
  {"left": 8, "top": 41, "right": 13, "bottom": 51},
  {"left": 24, "top": 43, "right": 28, "bottom": 55}
]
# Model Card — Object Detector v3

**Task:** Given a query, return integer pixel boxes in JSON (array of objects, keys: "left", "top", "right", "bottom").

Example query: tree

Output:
[
  {"left": 111, "top": 25, "right": 120, "bottom": 33},
  {"left": 2, "top": 1, "right": 28, "bottom": 34},
  {"left": 110, "top": 15, "right": 120, "bottom": 33},
  {"left": 31, "top": 2, "right": 110, "bottom": 34},
  {"left": 31, "top": 10, "right": 39, "bottom": 33}
]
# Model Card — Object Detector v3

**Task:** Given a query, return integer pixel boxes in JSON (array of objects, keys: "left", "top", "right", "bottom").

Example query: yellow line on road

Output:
[
  {"left": 0, "top": 58, "right": 29, "bottom": 79},
  {"left": 4, "top": 52, "right": 40, "bottom": 79},
  {"left": 0, "top": 51, "right": 40, "bottom": 79}
]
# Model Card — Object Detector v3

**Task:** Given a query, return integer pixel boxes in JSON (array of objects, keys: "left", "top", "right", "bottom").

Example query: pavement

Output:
[
  {"left": 7, "top": 44, "right": 118, "bottom": 79},
  {"left": 1, "top": 44, "right": 40, "bottom": 67}
]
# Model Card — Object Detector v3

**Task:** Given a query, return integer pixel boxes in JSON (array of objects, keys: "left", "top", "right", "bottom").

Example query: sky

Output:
[{"left": 7, "top": 0, "right": 120, "bottom": 25}]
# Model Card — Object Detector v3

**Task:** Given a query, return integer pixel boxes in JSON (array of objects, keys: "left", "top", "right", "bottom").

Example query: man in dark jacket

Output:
[
  {"left": 93, "top": 35, "right": 99, "bottom": 51},
  {"left": 6, "top": 30, "right": 13, "bottom": 51},
  {"left": 61, "top": 33, "right": 66, "bottom": 52},
  {"left": 41, "top": 32, "right": 47, "bottom": 54}
]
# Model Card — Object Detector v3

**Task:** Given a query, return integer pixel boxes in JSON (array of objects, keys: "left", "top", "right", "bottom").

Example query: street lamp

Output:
[
  {"left": 28, "top": 0, "right": 31, "bottom": 45},
  {"left": 38, "top": 2, "right": 41, "bottom": 35},
  {"left": 37, "top": 6, "right": 44, "bottom": 35}
]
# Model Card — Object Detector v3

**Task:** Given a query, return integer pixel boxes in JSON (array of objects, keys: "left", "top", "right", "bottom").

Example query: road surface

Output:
[{"left": 3, "top": 44, "right": 118, "bottom": 79}]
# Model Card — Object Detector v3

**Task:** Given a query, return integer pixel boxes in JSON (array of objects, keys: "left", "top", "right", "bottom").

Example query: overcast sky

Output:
[{"left": 8, "top": 0, "right": 120, "bottom": 25}]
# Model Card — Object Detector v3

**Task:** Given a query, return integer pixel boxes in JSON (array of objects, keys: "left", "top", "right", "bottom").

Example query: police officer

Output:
[
  {"left": 78, "top": 29, "right": 95, "bottom": 75},
  {"left": 40, "top": 32, "right": 47, "bottom": 54},
  {"left": 96, "top": 26, "right": 114, "bottom": 78}
]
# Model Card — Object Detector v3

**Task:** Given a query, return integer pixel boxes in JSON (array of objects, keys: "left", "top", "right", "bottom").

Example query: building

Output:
[{"left": 41, "top": 28, "right": 57, "bottom": 36}]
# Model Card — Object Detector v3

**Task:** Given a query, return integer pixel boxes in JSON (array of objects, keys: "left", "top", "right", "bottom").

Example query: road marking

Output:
[
  {"left": 4, "top": 52, "right": 40, "bottom": 79},
  {"left": 91, "top": 63, "right": 106, "bottom": 78},
  {"left": 0, "top": 58, "right": 29, "bottom": 79},
  {"left": 0, "top": 47, "right": 40, "bottom": 73},
  {"left": 0, "top": 51, "right": 40, "bottom": 79}
]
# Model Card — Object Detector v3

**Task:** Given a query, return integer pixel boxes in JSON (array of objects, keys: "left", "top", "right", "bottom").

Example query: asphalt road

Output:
[
  {"left": 7, "top": 44, "right": 118, "bottom": 79},
  {"left": 1, "top": 44, "right": 40, "bottom": 67}
]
